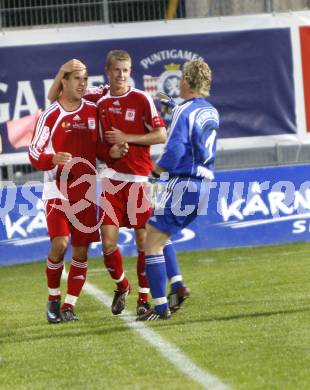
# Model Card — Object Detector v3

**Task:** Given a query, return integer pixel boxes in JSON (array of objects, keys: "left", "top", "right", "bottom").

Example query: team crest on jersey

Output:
[
  {"left": 88, "top": 118, "right": 96, "bottom": 129},
  {"left": 125, "top": 109, "right": 136, "bottom": 121}
]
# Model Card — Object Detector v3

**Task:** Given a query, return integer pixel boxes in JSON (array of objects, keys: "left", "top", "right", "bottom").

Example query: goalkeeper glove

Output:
[
  {"left": 156, "top": 92, "right": 177, "bottom": 114},
  {"left": 148, "top": 170, "right": 160, "bottom": 184},
  {"left": 147, "top": 171, "right": 160, "bottom": 208}
]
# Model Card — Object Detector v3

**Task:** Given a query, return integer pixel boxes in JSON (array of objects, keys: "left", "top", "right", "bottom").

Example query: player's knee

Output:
[
  {"left": 72, "top": 246, "right": 88, "bottom": 261},
  {"left": 101, "top": 225, "right": 118, "bottom": 255},
  {"left": 102, "top": 238, "right": 117, "bottom": 255},
  {"left": 51, "top": 237, "right": 69, "bottom": 260}
]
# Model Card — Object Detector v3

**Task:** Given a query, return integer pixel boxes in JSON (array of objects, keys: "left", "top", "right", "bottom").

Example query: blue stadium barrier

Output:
[{"left": 1, "top": 164, "right": 310, "bottom": 266}]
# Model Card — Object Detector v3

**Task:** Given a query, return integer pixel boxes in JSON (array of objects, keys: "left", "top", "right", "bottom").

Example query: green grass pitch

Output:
[{"left": 1, "top": 242, "right": 310, "bottom": 389}]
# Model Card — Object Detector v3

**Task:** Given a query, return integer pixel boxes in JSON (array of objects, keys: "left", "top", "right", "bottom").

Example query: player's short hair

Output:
[
  {"left": 182, "top": 59, "right": 212, "bottom": 97},
  {"left": 106, "top": 50, "right": 132, "bottom": 69}
]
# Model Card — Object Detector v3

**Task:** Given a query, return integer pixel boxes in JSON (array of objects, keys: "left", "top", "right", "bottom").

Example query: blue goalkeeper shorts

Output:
[{"left": 147, "top": 176, "right": 210, "bottom": 235}]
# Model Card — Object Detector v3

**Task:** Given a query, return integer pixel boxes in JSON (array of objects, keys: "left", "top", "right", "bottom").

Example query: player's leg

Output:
[
  {"left": 138, "top": 177, "right": 199, "bottom": 320},
  {"left": 163, "top": 178, "right": 203, "bottom": 312},
  {"left": 128, "top": 182, "right": 152, "bottom": 314},
  {"left": 100, "top": 179, "right": 131, "bottom": 314},
  {"left": 45, "top": 199, "right": 70, "bottom": 324},
  {"left": 137, "top": 224, "right": 171, "bottom": 321},
  {"left": 164, "top": 240, "right": 190, "bottom": 312},
  {"left": 61, "top": 201, "right": 100, "bottom": 321},
  {"left": 164, "top": 239, "right": 182, "bottom": 287},
  {"left": 47, "top": 236, "right": 68, "bottom": 300},
  {"left": 135, "top": 227, "right": 151, "bottom": 315},
  {"left": 101, "top": 224, "right": 131, "bottom": 315},
  {"left": 61, "top": 245, "right": 89, "bottom": 321},
  {"left": 46, "top": 236, "right": 69, "bottom": 323}
]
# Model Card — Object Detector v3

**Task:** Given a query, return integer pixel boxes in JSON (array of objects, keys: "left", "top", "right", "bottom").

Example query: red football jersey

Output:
[
  {"left": 96, "top": 87, "right": 165, "bottom": 178},
  {"left": 29, "top": 99, "right": 99, "bottom": 201},
  {"left": 84, "top": 85, "right": 109, "bottom": 104}
]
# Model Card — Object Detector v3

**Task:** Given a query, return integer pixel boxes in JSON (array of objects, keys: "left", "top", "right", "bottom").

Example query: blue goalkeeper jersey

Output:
[{"left": 157, "top": 97, "right": 219, "bottom": 180}]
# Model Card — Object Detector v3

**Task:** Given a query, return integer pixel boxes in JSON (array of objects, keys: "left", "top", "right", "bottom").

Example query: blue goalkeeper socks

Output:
[
  {"left": 164, "top": 240, "right": 183, "bottom": 293},
  {"left": 145, "top": 254, "right": 168, "bottom": 314}
]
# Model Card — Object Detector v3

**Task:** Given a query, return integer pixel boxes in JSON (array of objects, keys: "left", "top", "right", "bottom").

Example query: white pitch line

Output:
[{"left": 83, "top": 280, "right": 231, "bottom": 390}]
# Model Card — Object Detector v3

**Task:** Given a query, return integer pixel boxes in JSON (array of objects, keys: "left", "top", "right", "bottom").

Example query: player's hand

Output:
[
  {"left": 53, "top": 152, "right": 72, "bottom": 165},
  {"left": 60, "top": 59, "right": 86, "bottom": 74},
  {"left": 109, "top": 142, "right": 129, "bottom": 159},
  {"left": 104, "top": 127, "right": 127, "bottom": 144}
]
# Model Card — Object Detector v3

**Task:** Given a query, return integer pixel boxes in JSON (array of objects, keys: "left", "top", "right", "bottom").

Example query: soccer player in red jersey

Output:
[
  {"left": 30, "top": 67, "right": 127, "bottom": 323},
  {"left": 96, "top": 50, "right": 166, "bottom": 316},
  {"left": 48, "top": 52, "right": 167, "bottom": 315}
]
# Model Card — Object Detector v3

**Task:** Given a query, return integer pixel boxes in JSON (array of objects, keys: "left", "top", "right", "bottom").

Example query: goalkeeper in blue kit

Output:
[{"left": 137, "top": 59, "right": 219, "bottom": 321}]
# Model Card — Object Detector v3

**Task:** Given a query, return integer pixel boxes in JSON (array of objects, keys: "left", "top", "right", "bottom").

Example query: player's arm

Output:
[
  {"left": 96, "top": 141, "right": 129, "bottom": 162},
  {"left": 96, "top": 122, "right": 129, "bottom": 162},
  {"left": 29, "top": 113, "right": 72, "bottom": 170},
  {"left": 104, "top": 126, "right": 166, "bottom": 146},
  {"left": 47, "top": 59, "right": 86, "bottom": 102}
]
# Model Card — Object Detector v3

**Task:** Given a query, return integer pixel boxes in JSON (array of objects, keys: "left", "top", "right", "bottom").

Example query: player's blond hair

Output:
[
  {"left": 106, "top": 50, "right": 132, "bottom": 69},
  {"left": 183, "top": 59, "right": 212, "bottom": 97}
]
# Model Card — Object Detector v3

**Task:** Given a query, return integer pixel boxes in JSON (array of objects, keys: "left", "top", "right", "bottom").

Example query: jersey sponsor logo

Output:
[
  {"left": 88, "top": 118, "right": 96, "bottom": 129},
  {"left": 72, "top": 122, "right": 87, "bottom": 130},
  {"left": 108, "top": 107, "right": 122, "bottom": 114},
  {"left": 125, "top": 109, "right": 136, "bottom": 121}
]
